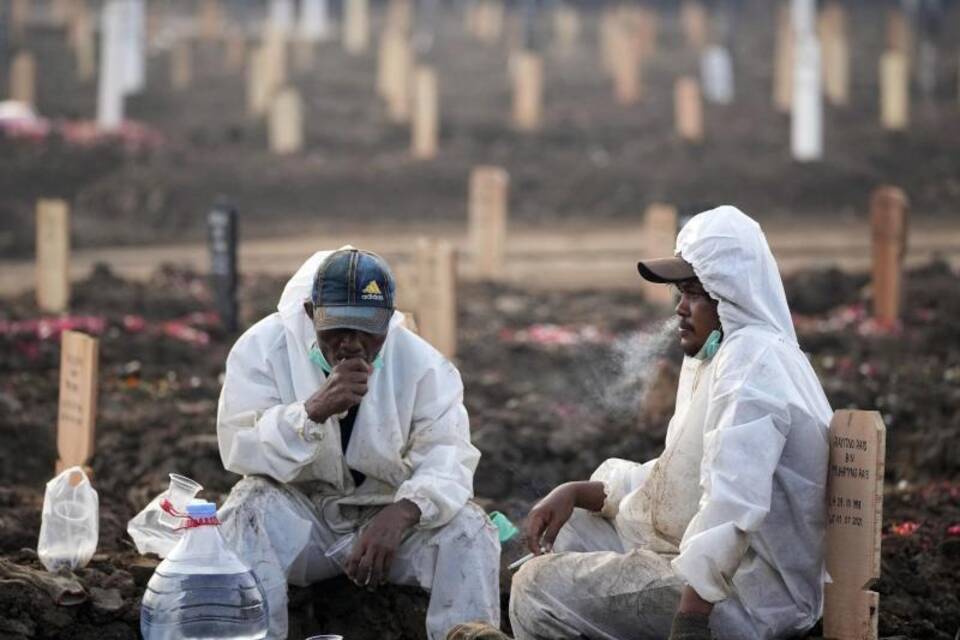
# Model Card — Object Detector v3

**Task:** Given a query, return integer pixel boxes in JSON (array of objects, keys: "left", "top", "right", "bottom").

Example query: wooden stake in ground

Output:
[
  {"left": 269, "top": 87, "right": 304, "bottom": 155},
  {"left": 36, "top": 199, "right": 70, "bottom": 313},
  {"left": 71, "top": 4, "right": 96, "bottom": 82},
  {"left": 819, "top": 2, "right": 849, "bottom": 107},
  {"left": 642, "top": 204, "right": 678, "bottom": 306},
  {"left": 469, "top": 166, "right": 509, "bottom": 280},
  {"left": 823, "top": 409, "right": 886, "bottom": 640},
  {"left": 674, "top": 77, "right": 703, "bottom": 143},
  {"left": 512, "top": 51, "right": 543, "bottom": 131},
  {"left": 10, "top": 51, "right": 35, "bottom": 107},
  {"left": 680, "top": 0, "right": 708, "bottom": 52},
  {"left": 170, "top": 41, "right": 192, "bottom": 91},
  {"left": 880, "top": 51, "right": 909, "bottom": 131},
  {"left": 378, "top": 29, "right": 413, "bottom": 122},
  {"left": 552, "top": 3, "right": 580, "bottom": 55},
  {"left": 415, "top": 238, "right": 457, "bottom": 358},
  {"left": 385, "top": 0, "right": 413, "bottom": 36},
  {"left": 870, "top": 186, "right": 908, "bottom": 326},
  {"left": 886, "top": 8, "right": 911, "bottom": 58},
  {"left": 343, "top": 0, "right": 369, "bottom": 54},
  {"left": 56, "top": 331, "right": 99, "bottom": 473},
  {"left": 773, "top": 4, "right": 793, "bottom": 113},
  {"left": 612, "top": 25, "right": 641, "bottom": 105},
  {"left": 197, "top": 0, "right": 223, "bottom": 41},
  {"left": 411, "top": 66, "right": 438, "bottom": 159}
]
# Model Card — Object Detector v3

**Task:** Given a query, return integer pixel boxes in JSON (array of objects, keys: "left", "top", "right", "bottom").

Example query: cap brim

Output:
[
  {"left": 314, "top": 305, "right": 393, "bottom": 335},
  {"left": 636, "top": 257, "right": 696, "bottom": 284}
]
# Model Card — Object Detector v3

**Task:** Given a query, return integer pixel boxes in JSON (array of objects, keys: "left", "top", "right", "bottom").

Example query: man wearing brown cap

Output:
[{"left": 509, "top": 207, "right": 833, "bottom": 640}]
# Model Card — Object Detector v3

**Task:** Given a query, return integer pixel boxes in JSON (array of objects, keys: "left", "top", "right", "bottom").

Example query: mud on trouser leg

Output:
[{"left": 218, "top": 476, "right": 315, "bottom": 640}]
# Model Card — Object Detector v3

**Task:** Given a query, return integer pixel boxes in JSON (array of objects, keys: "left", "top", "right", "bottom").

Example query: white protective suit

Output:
[
  {"left": 510, "top": 207, "right": 832, "bottom": 640},
  {"left": 216, "top": 251, "right": 501, "bottom": 640}
]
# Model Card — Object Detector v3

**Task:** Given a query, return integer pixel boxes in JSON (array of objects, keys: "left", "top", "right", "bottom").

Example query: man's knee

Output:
[{"left": 436, "top": 503, "right": 500, "bottom": 553}]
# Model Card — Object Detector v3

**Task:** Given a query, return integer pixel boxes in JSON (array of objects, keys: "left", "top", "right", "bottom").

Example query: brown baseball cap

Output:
[{"left": 636, "top": 256, "right": 696, "bottom": 284}]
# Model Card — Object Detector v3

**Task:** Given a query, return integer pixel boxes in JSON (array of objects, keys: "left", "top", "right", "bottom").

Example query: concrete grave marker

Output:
[
  {"left": 10, "top": 50, "right": 35, "bottom": 107},
  {"left": 269, "top": 87, "right": 304, "bottom": 155},
  {"left": 56, "top": 331, "right": 99, "bottom": 474},
  {"left": 121, "top": 0, "right": 146, "bottom": 96},
  {"left": 416, "top": 238, "right": 457, "bottom": 358},
  {"left": 819, "top": 3, "right": 849, "bottom": 107},
  {"left": 791, "top": 0, "right": 822, "bottom": 162},
  {"left": 512, "top": 51, "right": 543, "bottom": 131},
  {"left": 823, "top": 409, "right": 886, "bottom": 640},
  {"left": 680, "top": 0, "right": 708, "bottom": 52},
  {"left": 170, "top": 41, "right": 192, "bottom": 91},
  {"left": 343, "top": 0, "right": 369, "bottom": 54},
  {"left": 701, "top": 45, "right": 733, "bottom": 105},
  {"left": 880, "top": 51, "right": 909, "bottom": 131},
  {"left": 642, "top": 204, "right": 678, "bottom": 306},
  {"left": 469, "top": 166, "right": 509, "bottom": 280},
  {"left": 207, "top": 202, "right": 239, "bottom": 333},
  {"left": 870, "top": 186, "right": 908, "bottom": 326},
  {"left": 97, "top": 0, "right": 125, "bottom": 131},
  {"left": 36, "top": 199, "right": 70, "bottom": 313},
  {"left": 674, "top": 76, "right": 703, "bottom": 143},
  {"left": 411, "top": 66, "right": 438, "bottom": 159}
]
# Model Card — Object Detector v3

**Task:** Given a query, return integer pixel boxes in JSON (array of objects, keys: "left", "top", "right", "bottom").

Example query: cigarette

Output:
[{"left": 508, "top": 552, "right": 536, "bottom": 571}]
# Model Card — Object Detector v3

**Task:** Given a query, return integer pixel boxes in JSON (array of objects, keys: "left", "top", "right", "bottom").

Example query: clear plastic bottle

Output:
[{"left": 140, "top": 501, "right": 269, "bottom": 640}]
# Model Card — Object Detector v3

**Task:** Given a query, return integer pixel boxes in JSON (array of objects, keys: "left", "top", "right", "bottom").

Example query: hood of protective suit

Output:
[{"left": 675, "top": 206, "right": 797, "bottom": 345}]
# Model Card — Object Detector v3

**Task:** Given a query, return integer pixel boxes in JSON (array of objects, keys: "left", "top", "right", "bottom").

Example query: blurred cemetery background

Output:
[{"left": 0, "top": 0, "right": 958, "bottom": 638}]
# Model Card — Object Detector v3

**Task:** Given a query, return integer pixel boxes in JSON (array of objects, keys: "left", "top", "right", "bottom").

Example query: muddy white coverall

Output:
[
  {"left": 216, "top": 251, "right": 500, "bottom": 640},
  {"left": 510, "top": 206, "right": 832, "bottom": 640}
]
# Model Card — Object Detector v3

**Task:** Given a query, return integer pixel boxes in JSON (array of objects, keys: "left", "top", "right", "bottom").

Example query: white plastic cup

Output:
[
  {"left": 324, "top": 533, "right": 355, "bottom": 570},
  {"left": 41, "top": 500, "right": 97, "bottom": 569},
  {"left": 158, "top": 473, "right": 203, "bottom": 529}
]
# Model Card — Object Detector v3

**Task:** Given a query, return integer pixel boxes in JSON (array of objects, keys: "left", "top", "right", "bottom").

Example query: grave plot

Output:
[{"left": 0, "top": 261, "right": 958, "bottom": 639}]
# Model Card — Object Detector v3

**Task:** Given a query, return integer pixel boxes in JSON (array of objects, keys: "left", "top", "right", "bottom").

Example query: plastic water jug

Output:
[{"left": 140, "top": 501, "right": 269, "bottom": 640}]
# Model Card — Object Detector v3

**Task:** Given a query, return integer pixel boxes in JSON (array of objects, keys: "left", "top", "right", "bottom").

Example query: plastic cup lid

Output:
[{"left": 185, "top": 501, "right": 217, "bottom": 517}]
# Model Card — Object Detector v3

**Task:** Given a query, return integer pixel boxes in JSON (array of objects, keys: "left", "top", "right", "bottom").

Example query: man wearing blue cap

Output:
[{"left": 216, "top": 247, "right": 501, "bottom": 640}]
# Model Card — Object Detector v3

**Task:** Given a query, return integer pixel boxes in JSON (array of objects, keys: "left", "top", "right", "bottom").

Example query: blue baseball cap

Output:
[{"left": 311, "top": 248, "right": 396, "bottom": 335}]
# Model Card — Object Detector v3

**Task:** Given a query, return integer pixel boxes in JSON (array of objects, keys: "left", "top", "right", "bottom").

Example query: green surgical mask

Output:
[
  {"left": 694, "top": 329, "right": 723, "bottom": 361},
  {"left": 309, "top": 343, "right": 383, "bottom": 373}
]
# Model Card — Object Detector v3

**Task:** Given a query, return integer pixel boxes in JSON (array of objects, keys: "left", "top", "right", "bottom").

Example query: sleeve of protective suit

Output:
[
  {"left": 672, "top": 347, "right": 792, "bottom": 603},
  {"left": 590, "top": 458, "right": 658, "bottom": 519},
  {"left": 394, "top": 358, "right": 479, "bottom": 529},
  {"left": 217, "top": 327, "right": 344, "bottom": 485}
]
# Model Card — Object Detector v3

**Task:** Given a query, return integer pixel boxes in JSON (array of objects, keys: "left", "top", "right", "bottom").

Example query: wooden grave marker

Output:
[
  {"left": 773, "top": 4, "right": 793, "bottom": 113},
  {"left": 71, "top": 4, "right": 95, "bottom": 82},
  {"left": 411, "top": 66, "right": 438, "bottom": 159},
  {"left": 612, "top": 25, "right": 641, "bottom": 105},
  {"left": 416, "top": 238, "right": 457, "bottom": 358},
  {"left": 207, "top": 202, "right": 239, "bottom": 333},
  {"left": 512, "top": 51, "right": 543, "bottom": 131},
  {"left": 10, "top": 0, "right": 28, "bottom": 41},
  {"left": 170, "top": 41, "right": 192, "bottom": 91},
  {"left": 56, "top": 330, "right": 99, "bottom": 473},
  {"left": 819, "top": 2, "right": 849, "bottom": 107},
  {"left": 642, "top": 204, "right": 678, "bottom": 306},
  {"left": 823, "top": 409, "right": 886, "bottom": 640},
  {"left": 269, "top": 87, "right": 304, "bottom": 155},
  {"left": 680, "top": 0, "right": 708, "bottom": 52},
  {"left": 880, "top": 51, "right": 908, "bottom": 131},
  {"left": 870, "top": 186, "right": 908, "bottom": 326},
  {"left": 385, "top": 0, "right": 413, "bottom": 36},
  {"left": 674, "top": 76, "right": 703, "bottom": 143},
  {"left": 197, "top": 0, "right": 223, "bottom": 41},
  {"left": 36, "top": 199, "right": 70, "bottom": 313},
  {"left": 886, "top": 9, "right": 911, "bottom": 58},
  {"left": 552, "top": 3, "right": 579, "bottom": 55},
  {"left": 10, "top": 50, "right": 35, "bottom": 106},
  {"left": 469, "top": 166, "right": 509, "bottom": 280},
  {"left": 343, "top": 0, "right": 369, "bottom": 55}
]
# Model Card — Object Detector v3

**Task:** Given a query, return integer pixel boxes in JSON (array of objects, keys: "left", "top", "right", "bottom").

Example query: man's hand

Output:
[
  {"left": 522, "top": 480, "right": 604, "bottom": 556},
  {"left": 305, "top": 357, "right": 372, "bottom": 423},
  {"left": 345, "top": 499, "right": 421, "bottom": 588}
]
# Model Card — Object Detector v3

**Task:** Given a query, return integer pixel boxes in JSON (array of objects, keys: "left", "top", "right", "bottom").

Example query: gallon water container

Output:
[{"left": 140, "top": 501, "right": 268, "bottom": 640}]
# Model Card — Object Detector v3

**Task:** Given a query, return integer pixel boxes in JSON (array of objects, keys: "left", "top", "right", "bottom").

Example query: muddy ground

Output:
[
  {"left": 0, "top": 261, "right": 958, "bottom": 639},
  {"left": 1, "top": 1, "right": 960, "bottom": 257}
]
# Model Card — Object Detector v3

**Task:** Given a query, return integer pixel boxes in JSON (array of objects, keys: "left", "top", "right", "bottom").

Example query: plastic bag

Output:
[
  {"left": 127, "top": 473, "right": 202, "bottom": 558},
  {"left": 37, "top": 466, "right": 99, "bottom": 572}
]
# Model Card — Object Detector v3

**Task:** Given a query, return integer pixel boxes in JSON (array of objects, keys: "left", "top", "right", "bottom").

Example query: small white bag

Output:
[{"left": 37, "top": 466, "right": 99, "bottom": 572}]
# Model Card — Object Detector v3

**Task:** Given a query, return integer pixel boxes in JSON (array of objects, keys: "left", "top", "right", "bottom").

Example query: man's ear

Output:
[{"left": 303, "top": 301, "right": 314, "bottom": 319}]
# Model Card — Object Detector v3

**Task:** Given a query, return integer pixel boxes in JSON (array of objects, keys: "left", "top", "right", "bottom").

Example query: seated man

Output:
[
  {"left": 216, "top": 247, "right": 501, "bottom": 640},
  {"left": 509, "top": 207, "right": 832, "bottom": 640}
]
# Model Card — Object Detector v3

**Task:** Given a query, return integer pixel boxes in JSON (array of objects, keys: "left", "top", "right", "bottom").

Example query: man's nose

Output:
[
  {"left": 340, "top": 331, "right": 363, "bottom": 351},
  {"left": 675, "top": 294, "right": 690, "bottom": 317}
]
